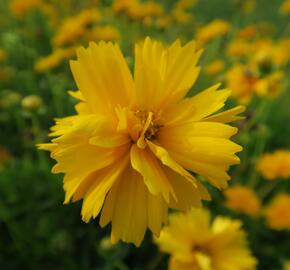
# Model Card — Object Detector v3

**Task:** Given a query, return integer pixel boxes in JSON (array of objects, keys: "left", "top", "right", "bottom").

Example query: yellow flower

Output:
[
  {"left": 204, "top": 60, "right": 225, "bottom": 75},
  {"left": 53, "top": 9, "right": 101, "bottom": 47},
  {"left": 39, "top": 38, "right": 244, "bottom": 246},
  {"left": 21, "top": 95, "right": 43, "bottom": 111},
  {"left": 156, "top": 16, "right": 172, "bottom": 29},
  {"left": 113, "top": 0, "right": 163, "bottom": 20},
  {"left": 87, "top": 26, "right": 120, "bottom": 42},
  {"left": 10, "top": 0, "right": 42, "bottom": 17},
  {"left": 34, "top": 47, "right": 76, "bottom": 73},
  {"left": 196, "top": 19, "right": 231, "bottom": 46},
  {"left": 171, "top": 8, "right": 192, "bottom": 25},
  {"left": 224, "top": 186, "right": 261, "bottom": 217},
  {"left": 226, "top": 39, "right": 251, "bottom": 58},
  {"left": 155, "top": 209, "right": 257, "bottom": 270},
  {"left": 175, "top": 0, "right": 198, "bottom": 9},
  {"left": 254, "top": 71, "right": 284, "bottom": 97},
  {"left": 238, "top": 25, "right": 257, "bottom": 39},
  {"left": 257, "top": 150, "right": 290, "bottom": 180},
  {"left": 171, "top": 0, "right": 196, "bottom": 24},
  {"left": 280, "top": 0, "right": 290, "bottom": 14},
  {"left": 0, "top": 49, "right": 7, "bottom": 61},
  {"left": 0, "top": 147, "right": 11, "bottom": 167},
  {"left": 225, "top": 64, "right": 259, "bottom": 104},
  {"left": 264, "top": 194, "right": 290, "bottom": 230},
  {"left": 250, "top": 38, "right": 290, "bottom": 68}
]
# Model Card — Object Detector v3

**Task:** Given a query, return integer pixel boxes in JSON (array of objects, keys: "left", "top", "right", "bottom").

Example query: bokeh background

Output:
[{"left": 0, "top": 0, "right": 290, "bottom": 269}]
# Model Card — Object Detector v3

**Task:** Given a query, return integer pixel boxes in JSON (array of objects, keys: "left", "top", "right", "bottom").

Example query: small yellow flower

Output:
[
  {"left": 238, "top": 25, "right": 257, "bottom": 39},
  {"left": 155, "top": 209, "right": 257, "bottom": 270},
  {"left": 87, "top": 26, "right": 120, "bottom": 42},
  {"left": 196, "top": 19, "right": 231, "bottom": 46},
  {"left": 0, "top": 49, "right": 7, "bottom": 61},
  {"left": 264, "top": 194, "right": 290, "bottom": 230},
  {"left": 0, "top": 147, "right": 11, "bottom": 167},
  {"left": 10, "top": 0, "right": 42, "bottom": 17},
  {"left": 225, "top": 64, "right": 259, "bottom": 104},
  {"left": 53, "top": 9, "right": 101, "bottom": 47},
  {"left": 250, "top": 38, "right": 290, "bottom": 68},
  {"left": 254, "top": 71, "right": 284, "bottom": 97},
  {"left": 204, "top": 59, "right": 225, "bottom": 75},
  {"left": 156, "top": 16, "right": 172, "bottom": 29},
  {"left": 39, "top": 38, "right": 244, "bottom": 246},
  {"left": 171, "top": 9, "right": 192, "bottom": 25},
  {"left": 257, "top": 150, "right": 290, "bottom": 180},
  {"left": 21, "top": 95, "right": 43, "bottom": 111},
  {"left": 280, "top": 0, "right": 290, "bottom": 14},
  {"left": 226, "top": 39, "right": 251, "bottom": 58},
  {"left": 34, "top": 47, "right": 76, "bottom": 73},
  {"left": 113, "top": 0, "right": 163, "bottom": 20},
  {"left": 224, "top": 186, "right": 261, "bottom": 217}
]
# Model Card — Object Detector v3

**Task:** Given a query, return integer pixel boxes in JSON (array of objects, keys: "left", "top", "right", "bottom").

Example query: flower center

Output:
[
  {"left": 115, "top": 106, "right": 162, "bottom": 148},
  {"left": 134, "top": 110, "right": 161, "bottom": 141}
]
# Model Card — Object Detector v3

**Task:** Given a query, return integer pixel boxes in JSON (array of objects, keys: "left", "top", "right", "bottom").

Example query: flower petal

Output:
[
  {"left": 70, "top": 42, "right": 134, "bottom": 114},
  {"left": 80, "top": 156, "right": 129, "bottom": 222},
  {"left": 147, "top": 141, "right": 197, "bottom": 185},
  {"left": 204, "top": 105, "right": 246, "bottom": 123},
  {"left": 134, "top": 37, "right": 201, "bottom": 110},
  {"left": 130, "top": 144, "right": 176, "bottom": 202}
]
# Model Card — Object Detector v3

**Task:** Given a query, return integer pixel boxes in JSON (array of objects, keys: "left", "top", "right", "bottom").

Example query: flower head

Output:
[
  {"left": 257, "top": 150, "right": 290, "bottom": 180},
  {"left": 155, "top": 209, "right": 257, "bottom": 270},
  {"left": 264, "top": 194, "right": 290, "bottom": 230},
  {"left": 204, "top": 59, "right": 225, "bottom": 75},
  {"left": 10, "top": 0, "right": 42, "bottom": 17},
  {"left": 196, "top": 19, "right": 231, "bottom": 46},
  {"left": 224, "top": 186, "right": 261, "bottom": 217},
  {"left": 39, "top": 37, "right": 244, "bottom": 246}
]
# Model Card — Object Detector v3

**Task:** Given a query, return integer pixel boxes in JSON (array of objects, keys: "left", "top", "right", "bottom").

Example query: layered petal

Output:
[
  {"left": 162, "top": 84, "right": 233, "bottom": 125},
  {"left": 70, "top": 42, "right": 134, "bottom": 115},
  {"left": 134, "top": 37, "right": 202, "bottom": 110},
  {"left": 130, "top": 144, "right": 175, "bottom": 202},
  {"left": 158, "top": 122, "right": 242, "bottom": 189},
  {"left": 99, "top": 165, "right": 168, "bottom": 246}
]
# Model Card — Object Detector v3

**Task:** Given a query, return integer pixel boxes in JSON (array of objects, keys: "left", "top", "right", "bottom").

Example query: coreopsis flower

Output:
[
  {"left": 155, "top": 209, "right": 257, "bottom": 270},
  {"left": 87, "top": 26, "right": 120, "bottom": 42},
  {"left": 280, "top": 0, "right": 290, "bottom": 14},
  {"left": 264, "top": 194, "right": 290, "bottom": 230},
  {"left": 250, "top": 38, "right": 290, "bottom": 68},
  {"left": 238, "top": 25, "right": 257, "bottom": 39},
  {"left": 9, "top": 0, "right": 42, "bottom": 17},
  {"left": 0, "top": 147, "right": 11, "bottom": 169},
  {"left": 224, "top": 186, "right": 261, "bottom": 217},
  {"left": 254, "top": 71, "right": 284, "bottom": 97},
  {"left": 225, "top": 64, "right": 259, "bottom": 103},
  {"left": 21, "top": 95, "right": 43, "bottom": 111},
  {"left": 53, "top": 9, "right": 101, "bottom": 47},
  {"left": 34, "top": 47, "right": 76, "bottom": 73},
  {"left": 39, "top": 37, "right": 244, "bottom": 246},
  {"left": 204, "top": 59, "right": 225, "bottom": 75},
  {"left": 226, "top": 39, "right": 251, "bottom": 58},
  {"left": 0, "top": 49, "right": 7, "bottom": 62},
  {"left": 113, "top": 0, "right": 163, "bottom": 20},
  {"left": 196, "top": 19, "right": 231, "bottom": 47},
  {"left": 257, "top": 150, "right": 290, "bottom": 180}
]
